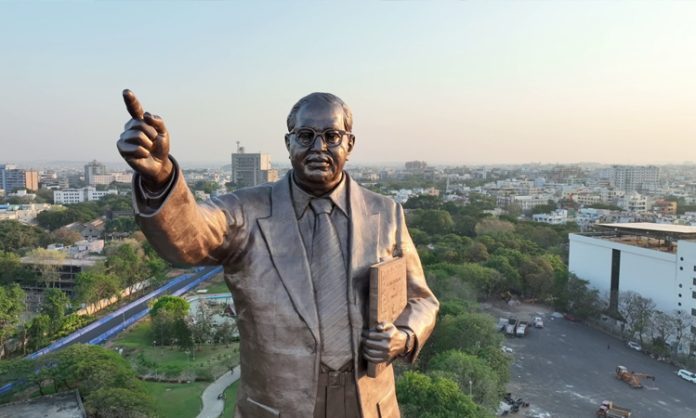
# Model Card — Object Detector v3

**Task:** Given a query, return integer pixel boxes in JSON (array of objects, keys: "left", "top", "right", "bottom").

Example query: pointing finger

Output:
[
  {"left": 123, "top": 89, "right": 144, "bottom": 120},
  {"left": 144, "top": 112, "right": 167, "bottom": 134}
]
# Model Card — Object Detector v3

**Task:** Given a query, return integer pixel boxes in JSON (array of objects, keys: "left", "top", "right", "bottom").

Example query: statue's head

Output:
[{"left": 285, "top": 93, "right": 355, "bottom": 195}]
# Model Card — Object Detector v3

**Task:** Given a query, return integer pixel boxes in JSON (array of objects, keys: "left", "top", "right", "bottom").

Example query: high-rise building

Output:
[
  {"left": 611, "top": 165, "right": 660, "bottom": 193},
  {"left": 84, "top": 160, "right": 107, "bottom": 186},
  {"left": 231, "top": 149, "right": 278, "bottom": 188},
  {"left": 0, "top": 164, "right": 39, "bottom": 192}
]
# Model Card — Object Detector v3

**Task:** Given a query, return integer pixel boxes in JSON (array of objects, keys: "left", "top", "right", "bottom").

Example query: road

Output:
[
  {"left": 0, "top": 266, "right": 223, "bottom": 396},
  {"left": 75, "top": 266, "right": 221, "bottom": 345},
  {"left": 197, "top": 366, "right": 240, "bottom": 418},
  {"left": 498, "top": 307, "right": 696, "bottom": 418}
]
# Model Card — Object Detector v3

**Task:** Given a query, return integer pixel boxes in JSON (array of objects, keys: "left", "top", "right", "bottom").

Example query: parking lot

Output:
[{"left": 486, "top": 302, "right": 696, "bottom": 418}]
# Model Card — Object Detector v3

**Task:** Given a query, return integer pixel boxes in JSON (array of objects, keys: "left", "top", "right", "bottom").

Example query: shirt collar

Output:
[{"left": 290, "top": 171, "right": 349, "bottom": 219}]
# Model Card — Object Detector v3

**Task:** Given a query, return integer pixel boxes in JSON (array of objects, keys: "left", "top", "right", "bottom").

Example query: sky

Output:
[{"left": 1, "top": 1, "right": 696, "bottom": 167}]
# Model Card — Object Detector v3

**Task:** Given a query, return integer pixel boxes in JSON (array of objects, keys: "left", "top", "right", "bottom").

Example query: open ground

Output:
[{"left": 484, "top": 302, "right": 696, "bottom": 418}]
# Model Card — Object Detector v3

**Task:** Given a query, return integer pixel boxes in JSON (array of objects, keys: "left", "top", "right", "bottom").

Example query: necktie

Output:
[{"left": 310, "top": 198, "right": 353, "bottom": 370}]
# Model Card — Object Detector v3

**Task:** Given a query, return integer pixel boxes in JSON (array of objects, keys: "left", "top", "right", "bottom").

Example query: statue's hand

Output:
[
  {"left": 117, "top": 89, "right": 173, "bottom": 191},
  {"left": 361, "top": 322, "right": 408, "bottom": 363}
]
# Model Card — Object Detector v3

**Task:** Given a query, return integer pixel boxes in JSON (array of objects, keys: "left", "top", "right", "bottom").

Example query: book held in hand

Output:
[{"left": 368, "top": 256, "right": 407, "bottom": 378}]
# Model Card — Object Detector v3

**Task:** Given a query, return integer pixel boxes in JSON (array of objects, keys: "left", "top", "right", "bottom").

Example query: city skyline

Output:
[{"left": 2, "top": 2, "right": 696, "bottom": 165}]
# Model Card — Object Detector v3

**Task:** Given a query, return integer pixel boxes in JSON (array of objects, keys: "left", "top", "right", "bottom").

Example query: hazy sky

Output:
[{"left": 2, "top": 1, "right": 696, "bottom": 167}]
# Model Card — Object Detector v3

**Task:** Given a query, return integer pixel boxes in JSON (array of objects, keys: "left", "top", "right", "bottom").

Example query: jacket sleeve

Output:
[
  {"left": 393, "top": 203, "right": 439, "bottom": 363},
  {"left": 132, "top": 158, "right": 247, "bottom": 267}
]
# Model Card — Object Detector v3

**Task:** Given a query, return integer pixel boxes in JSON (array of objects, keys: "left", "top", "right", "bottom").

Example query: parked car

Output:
[
  {"left": 677, "top": 369, "right": 696, "bottom": 383},
  {"left": 627, "top": 341, "right": 642, "bottom": 351},
  {"left": 516, "top": 321, "right": 529, "bottom": 337},
  {"left": 563, "top": 313, "right": 579, "bottom": 322},
  {"left": 533, "top": 316, "right": 544, "bottom": 328}
]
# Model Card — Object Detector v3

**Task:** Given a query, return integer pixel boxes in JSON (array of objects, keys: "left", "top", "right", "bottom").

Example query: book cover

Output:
[{"left": 367, "top": 256, "right": 407, "bottom": 378}]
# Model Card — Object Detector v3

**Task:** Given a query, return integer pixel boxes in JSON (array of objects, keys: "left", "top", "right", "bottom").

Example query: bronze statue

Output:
[{"left": 117, "top": 90, "right": 439, "bottom": 418}]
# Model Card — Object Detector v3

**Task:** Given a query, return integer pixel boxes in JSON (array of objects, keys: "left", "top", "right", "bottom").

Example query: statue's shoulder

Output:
[
  {"left": 212, "top": 183, "right": 273, "bottom": 213},
  {"left": 351, "top": 180, "right": 399, "bottom": 211}
]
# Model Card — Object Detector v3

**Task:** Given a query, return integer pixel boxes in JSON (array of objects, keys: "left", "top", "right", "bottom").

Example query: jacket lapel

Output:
[
  {"left": 257, "top": 174, "right": 320, "bottom": 344},
  {"left": 347, "top": 174, "right": 380, "bottom": 300}
]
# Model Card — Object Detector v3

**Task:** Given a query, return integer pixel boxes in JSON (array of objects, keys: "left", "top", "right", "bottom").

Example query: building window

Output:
[
  {"left": 680, "top": 266, "right": 684, "bottom": 271},
  {"left": 681, "top": 257, "right": 685, "bottom": 261},
  {"left": 679, "top": 294, "right": 682, "bottom": 298},
  {"left": 679, "top": 302, "right": 682, "bottom": 307},
  {"left": 693, "top": 278, "right": 696, "bottom": 286},
  {"left": 693, "top": 291, "right": 696, "bottom": 299},
  {"left": 692, "top": 308, "right": 696, "bottom": 316},
  {"left": 680, "top": 284, "right": 683, "bottom": 288}
]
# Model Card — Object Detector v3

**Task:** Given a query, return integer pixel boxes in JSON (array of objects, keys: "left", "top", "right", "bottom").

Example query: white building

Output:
[
  {"left": 618, "top": 193, "right": 649, "bottom": 212},
  {"left": 54, "top": 187, "right": 117, "bottom": 204},
  {"left": 532, "top": 209, "right": 568, "bottom": 225},
  {"left": 569, "top": 223, "right": 696, "bottom": 352}
]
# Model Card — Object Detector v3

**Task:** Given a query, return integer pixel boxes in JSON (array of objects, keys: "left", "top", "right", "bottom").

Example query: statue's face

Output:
[{"left": 285, "top": 101, "right": 354, "bottom": 195}]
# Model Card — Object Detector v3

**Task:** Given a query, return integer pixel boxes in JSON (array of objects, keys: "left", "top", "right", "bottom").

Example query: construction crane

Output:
[{"left": 615, "top": 365, "right": 655, "bottom": 389}]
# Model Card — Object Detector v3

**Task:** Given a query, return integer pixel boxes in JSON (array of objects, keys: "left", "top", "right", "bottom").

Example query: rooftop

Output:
[
  {"left": 0, "top": 390, "right": 86, "bottom": 418},
  {"left": 597, "top": 222, "right": 696, "bottom": 240}
]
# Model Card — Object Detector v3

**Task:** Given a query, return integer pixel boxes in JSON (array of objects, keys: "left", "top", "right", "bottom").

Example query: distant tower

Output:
[
  {"left": 84, "top": 160, "right": 107, "bottom": 186},
  {"left": 230, "top": 144, "right": 278, "bottom": 188}
]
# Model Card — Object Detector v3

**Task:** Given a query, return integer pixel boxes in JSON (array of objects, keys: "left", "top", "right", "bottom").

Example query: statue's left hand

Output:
[{"left": 361, "top": 322, "right": 408, "bottom": 363}]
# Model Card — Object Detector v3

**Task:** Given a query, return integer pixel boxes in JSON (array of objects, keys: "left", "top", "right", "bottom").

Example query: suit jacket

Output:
[{"left": 133, "top": 166, "right": 439, "bottom": 418}]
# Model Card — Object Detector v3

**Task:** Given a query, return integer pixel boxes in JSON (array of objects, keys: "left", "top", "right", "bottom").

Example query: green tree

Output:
[
  {"left": 84, "top": 387, "right": 156, "bottom": 418},
  {"left": 51, "top": 227, "right": 83, "bottom": 246},
  {"left": 0, "top": 251, "right": 33, "bottom": 285},
  {"left": 519, "top": 255, "right": 555, "bottom": 299},
  {"left": 426, "top": 264, "right": 478, "bottom": 303},
  {"left": 150, "top": 295, "right": 191, "bottom": 347},
  {"left": 474, "top": 218, "right": 515, "bottom": 236},
  {"left": 28, "top": 314, "right": 50, "bottom": 351},
  {"left": 150, "top": 295, "right": 190, "bottom": 318},
  {"left": 75, "top": 270, "right": 121, "bottom": 310},
  {"left": 420, "top": 311, "right": 502, "bottom": 366},
  {"left": 41, "top": 288, "right": 70, "bottom": 335},
  {"left": 428, "top": 350, "right": 501, "bottom": 412},
  {"left": 30, "top": 344, "right": 155, "bottom": 416},
  {"left": 36, "top": 208, "right": 77, "bottom": 231},
  {"left": 0, "top": 284, "right": 26, "bottom": 358},
  {"left": 427, "top": 263, "right": 504, "bottom": 300},
  {"left": 477, "top": 345, "right": 512, "bottom": 388},
  {"left": 0, "top": 220, "right": 49, "bottom": 252},
  {"left": 106, "top": 242, "right": 148, "bottom": 288},
  {"left": 408, "top": 209, "right": 455, "bottom": 236},
  {"left": 403, "top": 195, "right": 442, "bottom": 210},
  {"left": 397, "top": 371, "right": 491, "bottom": 418},
  {"left": 556, "top": 275, "right": 603, "bottom": 320}
]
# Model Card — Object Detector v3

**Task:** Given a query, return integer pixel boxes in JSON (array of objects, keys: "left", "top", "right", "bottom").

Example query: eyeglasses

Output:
[{"left": 288, "top": 128, "right": 353, "bottom": 148}]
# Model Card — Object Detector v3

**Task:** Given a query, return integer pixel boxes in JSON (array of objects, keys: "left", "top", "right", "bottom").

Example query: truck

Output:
[
  {"left": 505, "top": 319, "right": 519, "bottom": 336},
  {"left": 596, "top": 400, "right": 631, "bottom": 417},
  {"left": 516, "top": 321, "right": 529, "bottom": 337},
  {"left": 615, "top": 365, "right": 655, "bottom": 389}
]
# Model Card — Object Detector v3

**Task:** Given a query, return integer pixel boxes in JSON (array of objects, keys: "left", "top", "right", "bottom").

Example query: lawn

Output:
[
  {"left": 222, "top": 381, "right": 240, "bottom": 417},
  {"left": 142, "top": 380, "right": 208, "bottom": 418},
  {"left": 197, "top": 272, "right": 231, "bottom": 294},
  {"left": 111, "top": 319, "right": 240, "bottom": 381}
]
